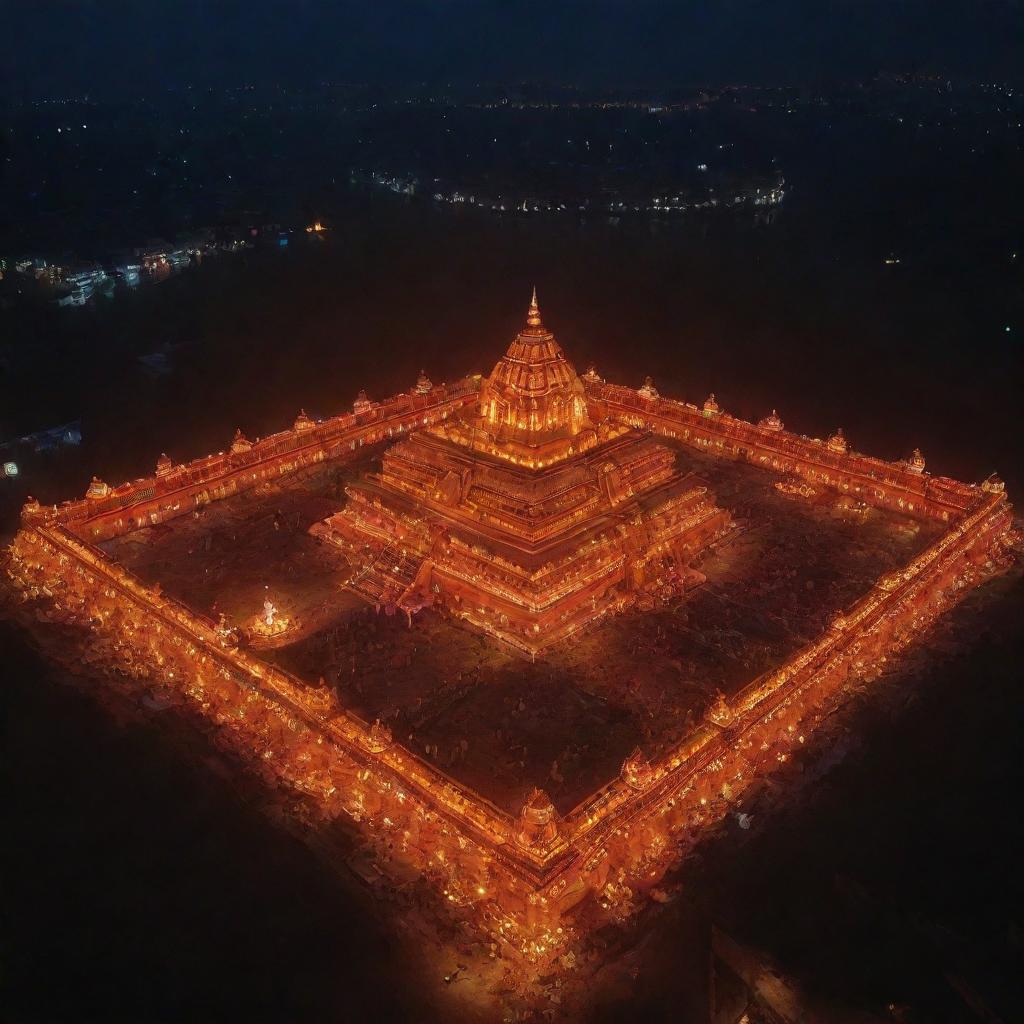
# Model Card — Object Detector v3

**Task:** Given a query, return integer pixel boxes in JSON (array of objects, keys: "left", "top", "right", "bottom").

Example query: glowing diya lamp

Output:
[{"left": 250, "top": 587, "right": 293, "bottom": 638}]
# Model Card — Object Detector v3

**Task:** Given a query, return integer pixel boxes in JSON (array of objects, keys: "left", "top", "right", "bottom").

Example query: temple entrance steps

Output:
[{"left": 346, "top": 543, "right": 422, "bottom": 606}]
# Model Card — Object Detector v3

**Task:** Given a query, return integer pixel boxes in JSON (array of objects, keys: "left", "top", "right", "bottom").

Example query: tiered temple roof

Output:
[
  {"left": 312, "top": 292, "right": 731, "bottom": 654},
  {"left": 458, "top": 289, "right": 597, "bottom": 467}
]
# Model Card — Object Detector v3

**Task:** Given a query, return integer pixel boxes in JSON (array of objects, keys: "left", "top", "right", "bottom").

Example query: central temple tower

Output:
[
  {"left": 476, "top": 289, "right": 594, "bottom": 460},
  {"left": 311, "top": 292, "right": 731, "bottom": 655}
]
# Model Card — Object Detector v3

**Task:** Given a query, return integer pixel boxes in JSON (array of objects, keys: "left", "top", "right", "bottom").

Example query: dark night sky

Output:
[{"left": 3, "top": 0, "right": 1023, "bottom": 99}]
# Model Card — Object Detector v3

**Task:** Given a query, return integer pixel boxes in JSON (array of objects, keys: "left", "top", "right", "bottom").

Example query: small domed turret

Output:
[
  {"left": 638, "top": 376, "right": 660, "bottom": 400},
  {"left": 759, "top": 409, "right": 783, "bottom": 432},
  {"left": 21, "top": 496, "right": 42, "bottom": 522},
  {"left": 621, "top": 748, "right": 654, "bottom": 790},
  {"left": 907, "top": 448, "right": 925, "bottom": 474},
  {"left": 878, "top": 570, "right": 904, "bottom": 592},
  {"left": 293, "top": 409, "right": 315, "bottom": 432},
  {"left": 86, "top": 476, "right": 110, "bottom": 500},
  {"left": 230, "top": 429, "right": 252, "bottom": 454},
  {"left": 706, "top": 690, "right": 733, "bottom": 725},
  {"left": 702, "top": 393, "right": 720, "bottom": 417},
  {"left": 156, "top": 452, "right": 173, "bottom": 476},
  {"left": 364, "top": 718, "right": 393, "bottom": 753},
  {"left": 413, "top": 370, "right": 433, "bottom": 395},
  {"left": 981, "top": 474, "right": 1005, "bottom": 494},
  {"left": 515, "top": 787, "right": 561, "bottom": 852},
  {"left": 582, "top": 365, "right": 604, "bottom": 384},
  {"left": 827, "top": 428, "right": 848, "bottom": 454},
  {"left": 353, "top": 390, "right": 373, "bottom": 415}
]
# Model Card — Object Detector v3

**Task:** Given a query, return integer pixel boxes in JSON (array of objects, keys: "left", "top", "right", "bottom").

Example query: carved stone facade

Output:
[{"left": 311, "top": 294, "right": 731, "bottom": 654}]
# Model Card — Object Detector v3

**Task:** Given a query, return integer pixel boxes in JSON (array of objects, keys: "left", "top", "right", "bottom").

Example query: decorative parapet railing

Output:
[
  {"left": 585, "top": 379, "right": 980, "bottom": 522},
  {"left": 22, "top": 376, "right": 483, "bottom": 541},
  {"left": 557, "top": 486, "right": 1010, "bottom": 860}
]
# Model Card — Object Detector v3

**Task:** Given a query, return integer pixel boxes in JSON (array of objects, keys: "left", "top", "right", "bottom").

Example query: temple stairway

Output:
[{"left": 346, "top": 543, "right": 423, "bottom": 606}]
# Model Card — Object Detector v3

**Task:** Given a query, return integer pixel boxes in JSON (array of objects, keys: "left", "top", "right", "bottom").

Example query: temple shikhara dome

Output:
[
  {"left": 471, "top": 288, "right": 595, "bottom": 465},
  {"left": 312, "top": 290, "right": 731, "bottom": 655}
]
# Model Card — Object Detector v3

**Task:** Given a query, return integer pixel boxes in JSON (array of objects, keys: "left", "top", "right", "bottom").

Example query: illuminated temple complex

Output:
[
  {"left": 312, "top": 290, "right": 730, "bottom": 653},
  {"left": 4, "top": 291, "right": 1015, "bottom": 980}
]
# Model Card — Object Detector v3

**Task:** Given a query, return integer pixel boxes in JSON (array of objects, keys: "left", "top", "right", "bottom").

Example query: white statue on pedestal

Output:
[{"left": 263, "top": 596, "right": 277, "bottom": 627}]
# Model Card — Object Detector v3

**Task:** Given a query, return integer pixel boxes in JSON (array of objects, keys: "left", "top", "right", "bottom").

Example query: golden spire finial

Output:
[{"left": 527, "top": 286, "right": 542, "bottom": 327}]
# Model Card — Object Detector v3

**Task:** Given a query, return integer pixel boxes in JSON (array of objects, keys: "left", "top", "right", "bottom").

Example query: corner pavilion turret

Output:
[{"left": 311, "top": 292, "right": 731, "bottom": 654}]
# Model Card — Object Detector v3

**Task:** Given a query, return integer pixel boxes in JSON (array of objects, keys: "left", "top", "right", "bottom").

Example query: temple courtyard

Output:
[{"left": 102, "top": 441, "right": 942, "bottom": 816}]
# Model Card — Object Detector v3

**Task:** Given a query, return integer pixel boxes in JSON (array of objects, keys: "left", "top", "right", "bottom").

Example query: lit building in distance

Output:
[{"left": 312, "top": 291, "right": 730, "bottom": 654}]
